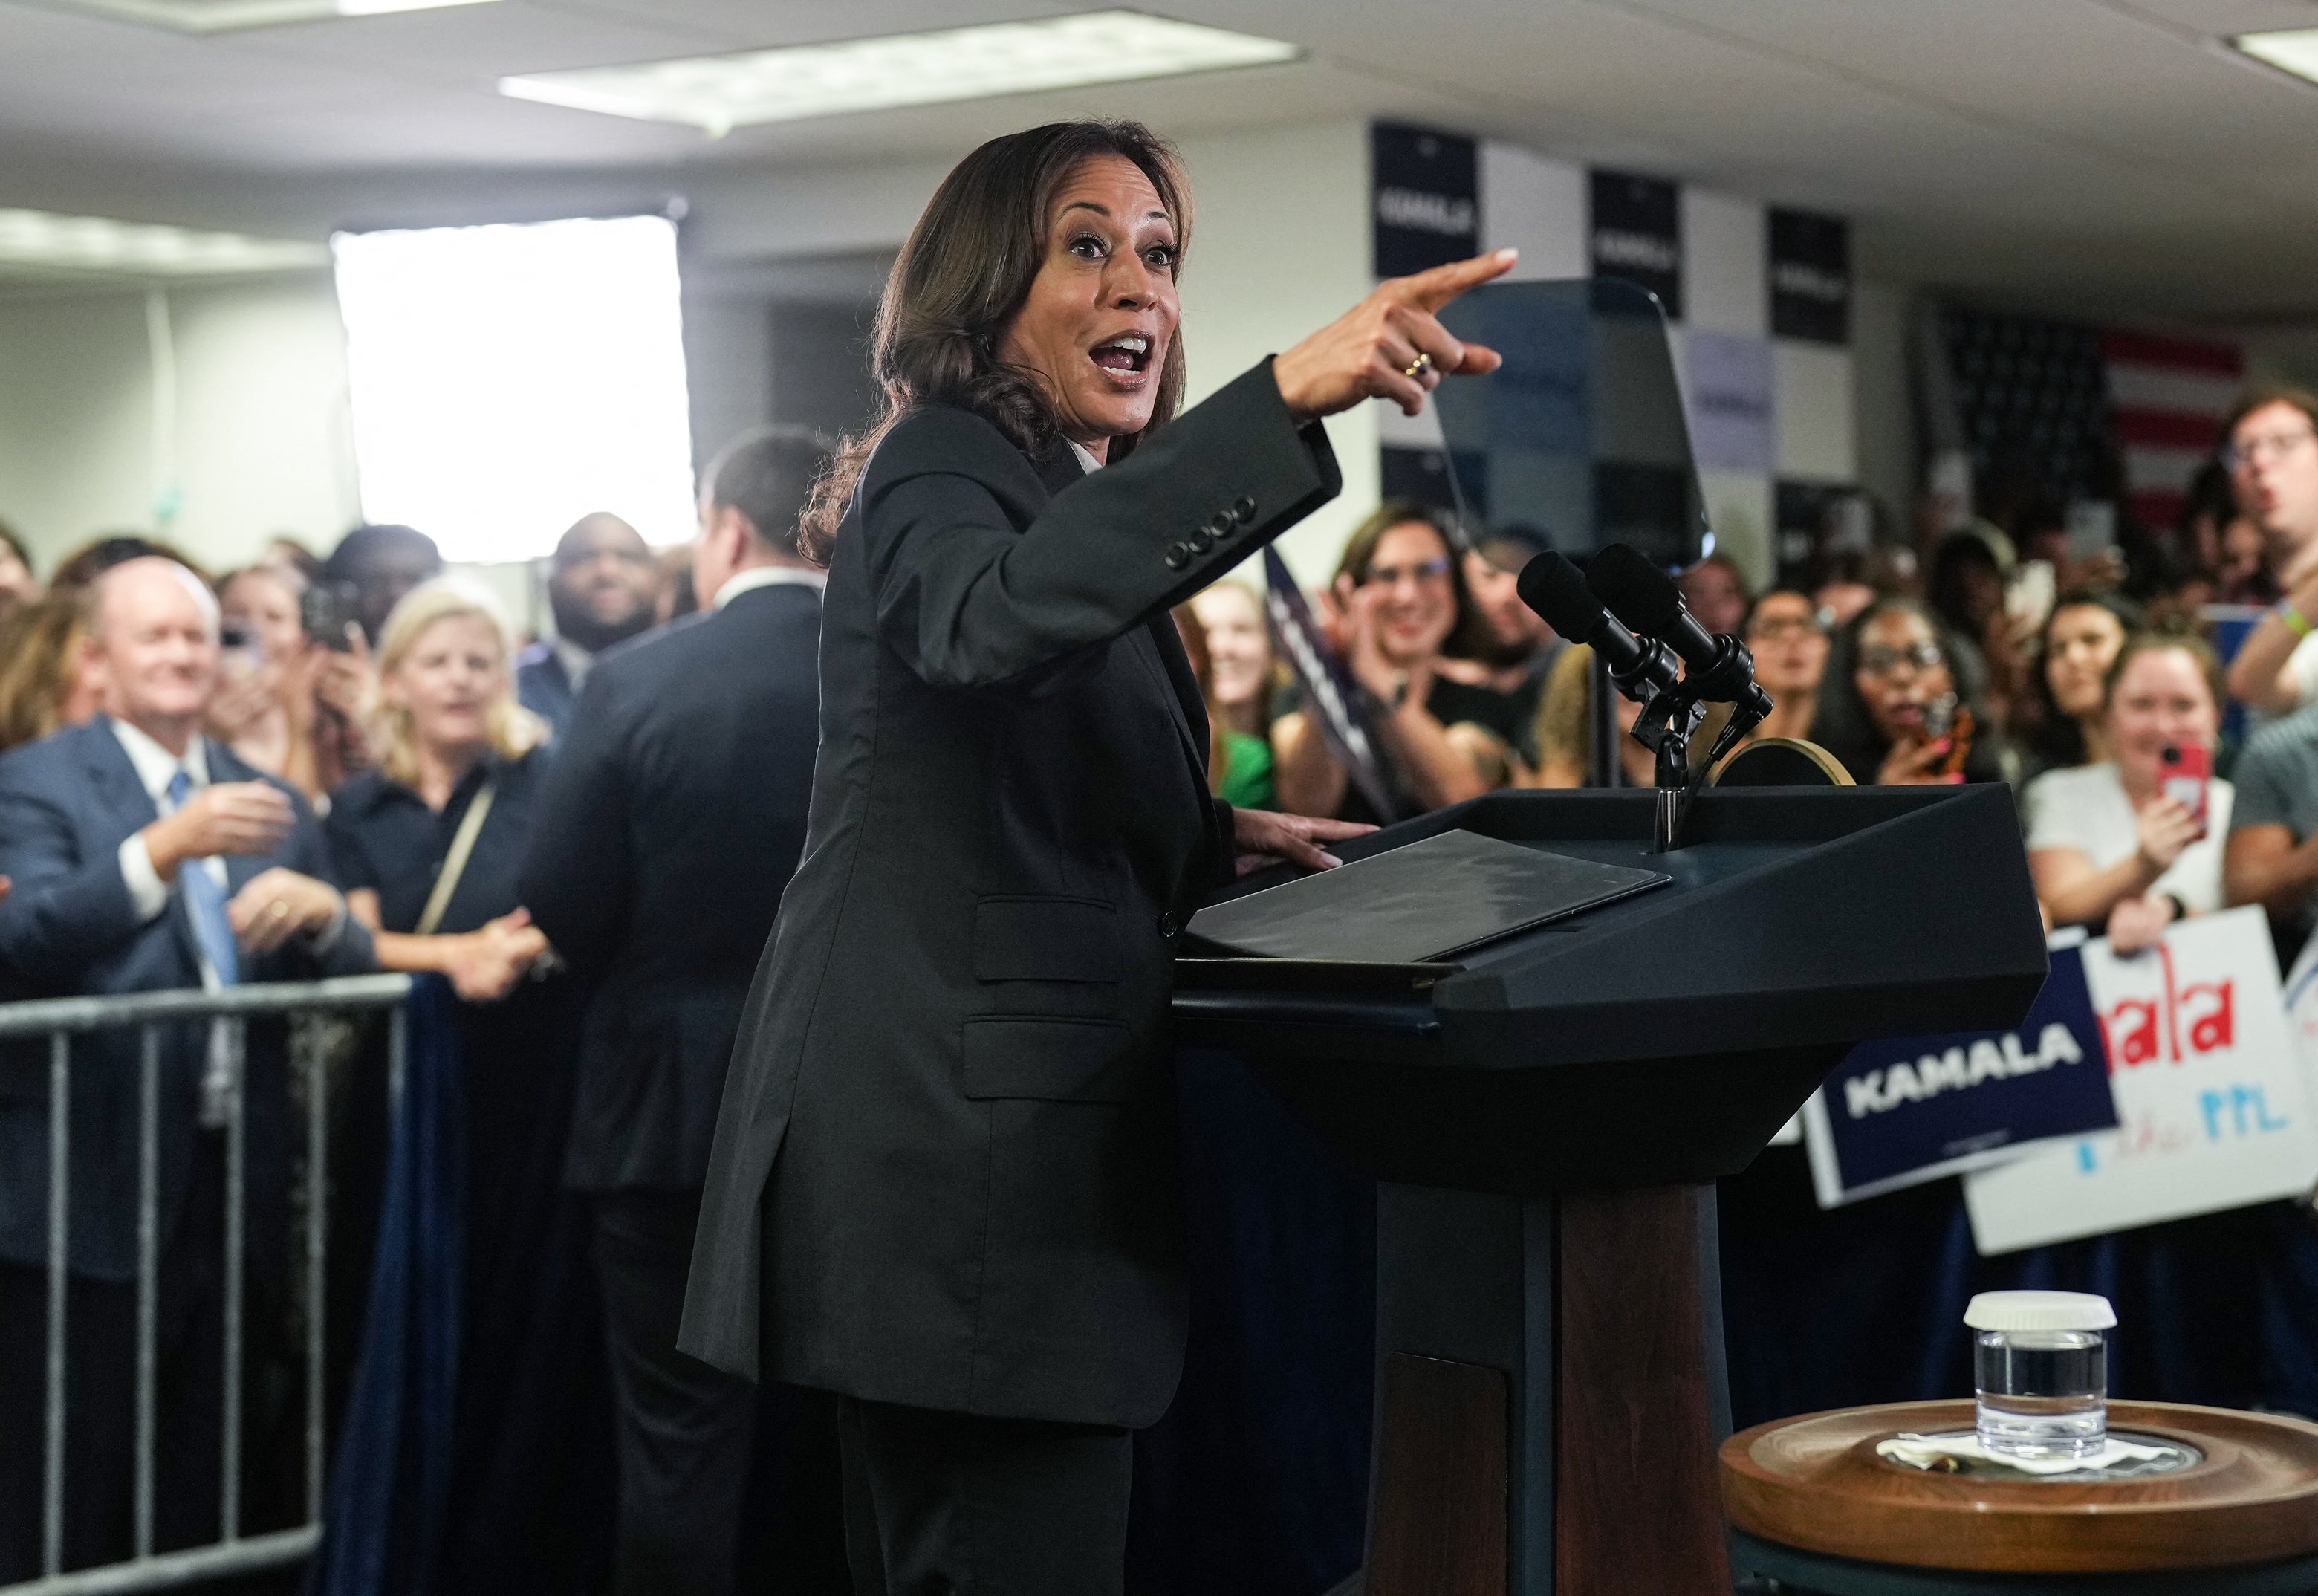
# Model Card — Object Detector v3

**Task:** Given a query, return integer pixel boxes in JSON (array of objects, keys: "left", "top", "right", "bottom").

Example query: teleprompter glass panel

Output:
[{"left": 1431, "top": 276, "right": 1707, "bottom": 568}]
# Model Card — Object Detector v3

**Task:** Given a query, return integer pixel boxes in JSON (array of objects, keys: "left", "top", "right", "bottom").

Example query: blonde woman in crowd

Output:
[
  {"left": 1189, "top": 578, "right": 1282, "bottom": 809},
  {"left": 322, "top": 580, "right": 609, "bottom": 1583},
  {"left": 326, "top": 580, "right": 549, "bottom": 999}
]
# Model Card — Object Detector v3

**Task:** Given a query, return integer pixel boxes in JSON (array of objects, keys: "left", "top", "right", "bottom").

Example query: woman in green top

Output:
[{"left": 1175, "top": 586, "right": 1279, "bottom": 810}]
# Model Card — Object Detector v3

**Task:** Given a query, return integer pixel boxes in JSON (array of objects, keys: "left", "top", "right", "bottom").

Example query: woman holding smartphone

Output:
[{"left": 2024, "top": 631, "right": 2232, "bottom": 953}]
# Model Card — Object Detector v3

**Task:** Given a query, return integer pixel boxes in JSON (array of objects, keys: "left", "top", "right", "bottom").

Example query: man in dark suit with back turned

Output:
[
  {"left": 0, "top": 557, "right": 373, "bottom": 1579},
  {"left": 519, "top": 426, "right": 831, "bottom": 1596}
]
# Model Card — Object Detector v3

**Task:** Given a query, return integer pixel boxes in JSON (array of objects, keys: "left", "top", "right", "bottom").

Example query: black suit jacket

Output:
[
  {"left": 518, "top": 581, "right": 823, "bottom": 1192},
  {"left": 679, "top": 360, "right": 1340, "bottom": 1427},
  {"left": 0, "top": 718, "right": 375, "bottom": 1281}
]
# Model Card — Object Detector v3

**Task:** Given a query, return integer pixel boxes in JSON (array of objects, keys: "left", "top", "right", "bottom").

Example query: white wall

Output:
[
  {"left": 0, "top": 273, "right": 359, "bottom": 573},
  {"left": 1172, "top": 120, "right": 1375, "bottom": 585}
]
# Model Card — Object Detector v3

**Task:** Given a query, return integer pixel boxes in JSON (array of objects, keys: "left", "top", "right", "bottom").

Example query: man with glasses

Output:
[
  {"left": 2216, "top": 386, "right": 2318, "bottom": 716},
  {"left": 517, "top": 512, "right": 663, "bottom": 738}
]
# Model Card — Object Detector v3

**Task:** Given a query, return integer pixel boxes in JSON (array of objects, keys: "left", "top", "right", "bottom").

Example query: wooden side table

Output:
[{"left": 1721, "top": 1400, "right": 2318, "bottom": 1595}]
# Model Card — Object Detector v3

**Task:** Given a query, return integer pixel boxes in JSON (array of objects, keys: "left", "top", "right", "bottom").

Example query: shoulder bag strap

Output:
[{"left": 413, "top": 780, "right": 496, "bottom": 938}]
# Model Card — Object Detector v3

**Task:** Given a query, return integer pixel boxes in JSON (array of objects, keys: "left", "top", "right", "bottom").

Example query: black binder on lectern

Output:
[{"left": 1172, "top": 785, "right": 2045, "bottom": 1596}]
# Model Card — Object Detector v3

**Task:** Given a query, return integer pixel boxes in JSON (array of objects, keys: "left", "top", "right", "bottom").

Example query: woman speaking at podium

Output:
[{"left": 681, "top": 120, "right": 1510, "bottom": 1593}]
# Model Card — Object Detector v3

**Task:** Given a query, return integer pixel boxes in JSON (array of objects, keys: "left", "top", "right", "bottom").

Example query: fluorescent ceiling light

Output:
[
  {"left": 334, "top": 215, "right": 698, "bottom": 562},
  {"left": 2234, "top": 27, "right": 2318, "bottom": 85},
  {"left": 499, "top": 10, "right": 1302, "bottom": 136},
  {"left": 16, "top": 0, "right": 495, "bottom": 34},
  {"left": 0, "top": 208, "right": 329, "bottom": 278}
]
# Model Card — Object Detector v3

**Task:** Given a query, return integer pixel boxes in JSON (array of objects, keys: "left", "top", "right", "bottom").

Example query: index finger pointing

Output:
[{"left": 1397, "top": 248, "right": 1519, "bottom": 312}]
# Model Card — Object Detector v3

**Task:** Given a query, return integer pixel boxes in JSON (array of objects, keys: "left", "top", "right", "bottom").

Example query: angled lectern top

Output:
[{"left": 1173, "top": 784, "right": 2046, "bottom": 1596}]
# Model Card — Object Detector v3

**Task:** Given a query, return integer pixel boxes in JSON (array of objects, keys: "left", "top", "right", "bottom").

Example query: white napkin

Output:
[{"left": 1877, "top": 1430, "right": 2173, "bottom": 1476}]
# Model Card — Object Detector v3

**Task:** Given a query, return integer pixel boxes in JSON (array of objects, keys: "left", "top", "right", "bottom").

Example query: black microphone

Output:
[
  {"left": 1585, "top": 544, "right": 1774, "bottom": 719},
  {"left": 1515, "top": 551, "right": 1678, "bottom": 702}
]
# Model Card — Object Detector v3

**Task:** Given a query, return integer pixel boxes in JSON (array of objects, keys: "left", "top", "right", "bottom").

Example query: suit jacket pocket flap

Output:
[
  {"left": 973, "top": 896, "right": 1122, "bottom": 982},
  {"left": 961, "top": 1016, "right": 1135, "bottom": 1102}
]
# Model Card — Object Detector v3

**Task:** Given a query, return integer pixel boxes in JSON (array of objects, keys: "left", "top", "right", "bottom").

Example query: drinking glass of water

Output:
[{"left": 1967, "top": 1290, "right": 2115, "bottom": 1462}]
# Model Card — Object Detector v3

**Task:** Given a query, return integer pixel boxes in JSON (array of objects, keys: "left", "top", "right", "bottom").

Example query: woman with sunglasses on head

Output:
[
  {"left": 1810, "top": 597, "right": 2010, "bottom": 787},
  {"left": 1273, "top": 502, "right": 1522, "bottom": 818}
]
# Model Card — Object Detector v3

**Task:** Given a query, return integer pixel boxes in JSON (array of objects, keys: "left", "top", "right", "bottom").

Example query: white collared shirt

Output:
[
  {"left": 713, "top": 564, "right": 828, "bottom": 611},
  {"left": 552, "top": 635, "right": 596, "bottom": 695},
  {"left": 111, "top": 718, "right": 240, "bottom": 1123},
  {"left": 113, "top": 718, "right": 226, "bottom": 927},
  {"left": 1069, "top": 441, "right": 1104, "bottom": 476}
]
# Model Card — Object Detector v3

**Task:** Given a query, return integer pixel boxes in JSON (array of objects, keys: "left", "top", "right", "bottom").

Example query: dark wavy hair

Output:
[
  {"left": 1331, "top": 501, "right": 1493, "bottom": 661},
  {"left": 799, "top": 120, "right": 1192, "bottom": 565}
]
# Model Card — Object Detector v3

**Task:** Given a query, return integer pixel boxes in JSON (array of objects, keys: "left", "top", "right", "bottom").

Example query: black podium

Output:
[{"left": 1174, "top": 785, "right": 2047, "bottom": 1596}]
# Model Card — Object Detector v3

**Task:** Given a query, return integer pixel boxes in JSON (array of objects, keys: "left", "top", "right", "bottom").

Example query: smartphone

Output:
[
  {"left": 2162, "top": 745, "right": 2211, "bottom": 835},
  {"left": 300, "top": 582, "right": 358, "bottom": 652}
]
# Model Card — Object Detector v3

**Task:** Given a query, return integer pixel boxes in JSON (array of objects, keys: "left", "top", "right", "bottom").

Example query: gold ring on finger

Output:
[
  {"left": 270, "top": 901, "right": 290, "bottom": 921},
  {"left": 1403, "top": 351, "right": 1435, "bottom": 380}
]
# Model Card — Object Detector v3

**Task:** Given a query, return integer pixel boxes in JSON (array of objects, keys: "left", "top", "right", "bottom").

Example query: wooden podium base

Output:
[{"left": 1359, "top": 1182, "right": 1731, "bottom": 1595}]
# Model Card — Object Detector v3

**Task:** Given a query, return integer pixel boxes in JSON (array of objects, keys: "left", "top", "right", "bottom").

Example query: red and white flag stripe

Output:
[{"left": 2103, "top": 329, "right": 2243, "bottom": 532}]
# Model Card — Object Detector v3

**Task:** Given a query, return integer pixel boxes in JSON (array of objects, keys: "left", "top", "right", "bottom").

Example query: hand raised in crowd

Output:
[
  {"left": 312, "top": 623, "right": 379, "bottom": 770},
  {"left": 2134, "top": 794, "right": 2204, "bottom": 878},
  {"left": 206, "top": 657, "right": 285, "bottom": 744},
  {"left": 2105, "top": 893, "right": 2179, "bottom": 957},
  {"left": 1233, "top": 808, "right": 1377, "bottom": 876},
  {"left": 1875, "top": 735, "right": 1961, "bottom": 787},
  {"left": 1338, "top": 574, "right": 1432, "bottom": 717},
  {"left": 144, "top": 780, "right": 296, "bottom": 877},
  {"left": 1273, "top": 250, "right": 1516, "bottom": 421},
  {"left": 439, "top": 908, "right": 551, "bottom": 1003},
  {"left": 226, "top": 866, "right": 345, "bottom": 955}
]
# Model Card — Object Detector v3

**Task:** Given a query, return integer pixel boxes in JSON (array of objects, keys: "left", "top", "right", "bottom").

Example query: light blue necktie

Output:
[{"left": 166, "top": 768, "right": 240, "bottom": 985}]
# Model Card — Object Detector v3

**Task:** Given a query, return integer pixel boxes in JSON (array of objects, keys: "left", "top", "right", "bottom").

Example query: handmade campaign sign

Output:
[
  {"left": 1964, "top": 907, "right": 2318, "bottom": 1254},
  {"left": 1800, "top": 938, "right": 2115, "bottom": 1207}
]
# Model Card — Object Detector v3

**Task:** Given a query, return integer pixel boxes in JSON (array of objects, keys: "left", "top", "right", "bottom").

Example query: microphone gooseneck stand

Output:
[{"left": 1513, "top": 545, "right": 1774, "bottom": 851}]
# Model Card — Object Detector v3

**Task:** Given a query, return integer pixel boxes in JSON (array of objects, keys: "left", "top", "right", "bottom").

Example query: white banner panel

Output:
[{"left": 1964, "top": 907, "right": 2316, "bottom": 1254}]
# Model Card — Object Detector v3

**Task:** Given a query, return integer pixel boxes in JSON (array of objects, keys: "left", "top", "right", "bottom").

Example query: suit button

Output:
[
  {"left": 1157, "top": 910, "right": 1179, "bottom": 938},
  {"left": 1207, "top": 511, "right": 1237, "bottom": 539},
  {"left": 1233, "top": 495, "right": 1256, "bottom": 524},
  {"left": 1188, "top": 529, "right": 1214, "bottom": 554},
  {"left": 1163, "top": 542, "right": 1192, "bottom": 570}
]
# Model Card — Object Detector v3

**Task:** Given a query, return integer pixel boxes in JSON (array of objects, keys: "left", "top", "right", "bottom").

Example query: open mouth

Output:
[{"left": 1088, "top": 334, "right": 1153, "bottom": 380}]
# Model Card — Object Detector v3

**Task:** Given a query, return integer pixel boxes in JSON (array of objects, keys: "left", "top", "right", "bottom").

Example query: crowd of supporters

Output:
[
  {"left": 0, "top": 376, "right": 2315, "bottom": 1584},
  {"left": 1163, "top": 380, "right": 2318, "bottom": 970}
]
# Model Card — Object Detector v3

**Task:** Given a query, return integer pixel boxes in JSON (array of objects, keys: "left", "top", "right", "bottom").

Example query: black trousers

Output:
[
  {"left": 0, "top": 1139, "right": 239, "bottom": 1581},
  {"left": 836, "top": 1396, "right": 1132, "bottom": 1596},
  {"left": 590, "top": 1189, "right": 758, "bottom": 1596}
]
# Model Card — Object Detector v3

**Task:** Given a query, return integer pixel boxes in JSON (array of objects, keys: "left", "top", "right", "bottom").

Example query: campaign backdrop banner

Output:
[
  {"left": 1802, "top": 940, "right": 2114, "bottom": 1207},
  {"left": 1964, "top": 908, "right": 2318, "bottom": 1254},
  {"left": 1262, "top": 546, "right": 1403, "bottom": 822},
  {"left": 1768, "top": 207, "right": 1850, "bottom": 345},
  {"left": 1372, "top": 123, "right": 1478, "bottom": 279},
  {"left": 1588, "top": 169, "right": 1681, "bottom": 321},
  {"left": 1684, "top": 331, "right": 1775, "bottom": 473}
]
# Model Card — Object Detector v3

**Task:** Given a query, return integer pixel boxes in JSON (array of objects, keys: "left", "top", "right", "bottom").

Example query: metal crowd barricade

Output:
[{"left": 1, "top": 973, "right": 412, "bottom": 1596}]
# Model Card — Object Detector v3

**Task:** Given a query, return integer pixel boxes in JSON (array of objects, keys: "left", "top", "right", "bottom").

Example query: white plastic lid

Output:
[{"left": 1964, "top": 1290, "right": 2116, "bottom": 1332}]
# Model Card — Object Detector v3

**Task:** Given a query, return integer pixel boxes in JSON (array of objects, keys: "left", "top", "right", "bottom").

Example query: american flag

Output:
[{"left": 2103, "top": 328, "right": 2244, "bottom": 532}]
